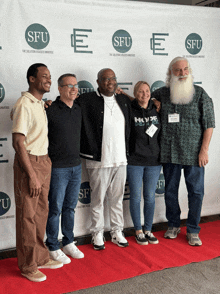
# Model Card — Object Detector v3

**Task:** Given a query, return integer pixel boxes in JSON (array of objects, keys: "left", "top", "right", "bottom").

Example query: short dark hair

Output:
[
  {"left": 58, "top": 73, "right": 76, "bottom": 87},
  {"left": 26, "top": 63, "right": 47, "bottom": 85}
]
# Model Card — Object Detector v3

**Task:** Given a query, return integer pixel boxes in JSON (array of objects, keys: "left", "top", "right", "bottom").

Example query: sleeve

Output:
[
  {"left": 12, "top": 103, "right": 30, "bottom": 136},
  {"left": 201, "top": 90, "right": 215, "bottom": 130}
]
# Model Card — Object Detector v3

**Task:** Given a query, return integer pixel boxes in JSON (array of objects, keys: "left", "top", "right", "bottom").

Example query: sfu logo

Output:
[
  {"left": 78, "top": 182, "right": 91, "bottom": 204},
  {"left": 0, "top": 23, "right": 2, "bottom": 50},
  {"left": 78, "top": 81, "right": 94, "bottom": 95},
  {"left": 0, "top": 192, "right": 11, "bottom": 216},
  {"left": 185, "top": 33, "right": 202, "bottom": 55},
  {"left": 150, "top": 81, "right": 166, "bottom": 93},
  {"left": 25, "top": 23, "right": 50, "bottom": 50},
  {"left": 155, "top": 173, "right": 165, "bottom": 195},
  {"left": 112, "top": 30, "right": 132, "bottom": 53},
  {"left": 0, "top": 83, "right": 5, "bottom": 103}
]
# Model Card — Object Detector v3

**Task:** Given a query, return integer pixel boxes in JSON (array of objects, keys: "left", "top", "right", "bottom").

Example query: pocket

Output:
[{"left": 14, "top": 168, "right": 28, "bottom": 209}]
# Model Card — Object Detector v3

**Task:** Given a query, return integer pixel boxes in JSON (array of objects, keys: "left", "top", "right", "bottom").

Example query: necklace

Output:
[{"left": 104, "top": 98, "right": 116, "bottom": 115}]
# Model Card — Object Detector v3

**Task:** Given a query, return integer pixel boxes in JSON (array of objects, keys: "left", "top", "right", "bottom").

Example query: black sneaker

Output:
[
  {"left": 145, "top": 231, "right": 159, "bottom": 244},
  {"left": 135, "top": 233, "right": 148, "bottom": 245}
]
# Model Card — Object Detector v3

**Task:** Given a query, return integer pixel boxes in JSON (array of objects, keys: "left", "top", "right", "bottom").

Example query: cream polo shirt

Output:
[{"left": 12, "top": 91, "right": 48, "bottom": 156}]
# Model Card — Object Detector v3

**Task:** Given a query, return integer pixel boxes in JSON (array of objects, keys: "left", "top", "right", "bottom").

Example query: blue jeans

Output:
[
  {"left": 127, "top": 165, "right": 161, "bottom": 231},
  {"left": 46, "top": 164, "right": 82, "bottom": 251},
  {"left": 163, "top": 163, "right": 204, "bottom": 234}
]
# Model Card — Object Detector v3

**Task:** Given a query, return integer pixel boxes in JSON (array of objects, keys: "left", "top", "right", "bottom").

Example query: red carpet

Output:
[{"left": 1, "top": 221, "right": 220, "bottom": 294}]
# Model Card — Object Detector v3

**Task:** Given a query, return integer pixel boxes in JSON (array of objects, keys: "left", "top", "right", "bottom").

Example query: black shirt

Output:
[{"left": 46, "top": 96, "right": 81, "bottom": 168}]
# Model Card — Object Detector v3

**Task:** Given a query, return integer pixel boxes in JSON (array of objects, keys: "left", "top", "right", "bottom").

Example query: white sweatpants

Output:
[{"left": 87, "top": 165, "right": 127, "bottom": 234}]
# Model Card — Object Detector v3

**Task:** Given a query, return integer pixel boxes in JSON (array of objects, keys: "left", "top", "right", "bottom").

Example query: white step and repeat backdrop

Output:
[{"left": 0, "top": 0, "right": 220, "bottom": 250}]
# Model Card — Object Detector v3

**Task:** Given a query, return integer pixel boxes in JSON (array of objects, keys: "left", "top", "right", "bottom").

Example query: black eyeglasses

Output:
[
  {"left": 60, "top": 84, "right": 78, "bottom": 89},
  {"left": 101, "top": 77, "right": 117, "bottom": 82}
]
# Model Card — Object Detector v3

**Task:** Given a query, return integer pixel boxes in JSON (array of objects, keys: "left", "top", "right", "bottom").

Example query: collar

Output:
[
  {"left": 55, "top": 96, "right": 79, "bottom": 109},
  {"left": 132, "top": 98, "right": 154, "bottom": 110},
  {"left": 96, "top": 88, "right": 102, "bottom": 97},
  {"left": 96, "top": 88, "right": 117, "bottom": 99},
  {"left": 21, "top": 91, "right": 44, "bottom": 106},
  {"left": 55, "top": 96, "right": 69, "bottom": 109}
]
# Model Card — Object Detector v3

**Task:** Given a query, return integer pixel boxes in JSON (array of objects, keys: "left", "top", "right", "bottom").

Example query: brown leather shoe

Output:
[
  {"left": 21, "top": 270, "right": 46, "bottom": 282},
  {"left": 38, "top": 258, "right": 63, "bottom": 269}
]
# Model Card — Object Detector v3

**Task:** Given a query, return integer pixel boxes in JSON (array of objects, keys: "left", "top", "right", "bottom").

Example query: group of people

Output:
[{"left": 11, "top": 56, "right": 215, "bottom": 282}]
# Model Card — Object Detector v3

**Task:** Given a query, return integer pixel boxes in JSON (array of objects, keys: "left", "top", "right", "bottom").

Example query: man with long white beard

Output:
[{"left": 151, "top": 57, "right": 215, "bottom": 246}]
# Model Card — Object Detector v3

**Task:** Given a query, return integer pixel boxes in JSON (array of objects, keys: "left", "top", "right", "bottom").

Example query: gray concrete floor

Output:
[{"left": 71, "top": 257, "right": 220, "bottom": 294}]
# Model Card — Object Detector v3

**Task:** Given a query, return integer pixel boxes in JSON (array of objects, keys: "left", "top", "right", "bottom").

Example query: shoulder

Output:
[
  {"left": 116, "top": 93, "right": 131, "bottom": 105},
  {"left": 77, "top": 92, "right": 99, "bottom": 105},
  {"left": 151, "top": 86, "right": 169, "bottom": 101},
  {"left": 12, "top": 95, "right": 32, "bottom": 115},
  {"left": 79, "top": 91, "right": 97, "bottom": 100},
  {"left": 45, "top": 99, "right": 59, "bottom": 115},
  {"left": 194, "top": 85, "right": 209, "bottom": 96},
  {"left": 151, "top": 86, "right": 169, "bottom": 96},
  {"left": 131, "top": 99, "right": 137, "bottom": 107},
  {"left": 194, "top": 85, "right": 213, "bottom": 103}
]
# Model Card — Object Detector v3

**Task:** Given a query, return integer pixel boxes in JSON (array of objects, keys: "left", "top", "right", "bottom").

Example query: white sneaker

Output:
[
  {"left": 111, "top": 230, "right": 129, "bottom": 247},
  {"left": 92, "top": 231, "right": 105, "bottom": 250},
  {"left": 49, "top": 249, "right": 71, "bottom": 264},
  {"left": 63, "top": 242, "right": 84, "bottom": 259}
]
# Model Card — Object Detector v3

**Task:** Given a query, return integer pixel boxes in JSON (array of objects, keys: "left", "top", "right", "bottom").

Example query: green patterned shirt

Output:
[{"left": 151, "top": 85, "right": 215, "bottom": 166}]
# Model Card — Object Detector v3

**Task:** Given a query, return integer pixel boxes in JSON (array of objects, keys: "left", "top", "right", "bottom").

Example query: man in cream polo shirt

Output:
[{"left": 12, "top": 63, "right": 63, "bottom": 282}]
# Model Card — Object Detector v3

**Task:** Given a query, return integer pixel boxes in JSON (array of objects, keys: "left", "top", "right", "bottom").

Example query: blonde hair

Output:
[{"left": 133, "top": 81, "right": 150, "bottom": 97}]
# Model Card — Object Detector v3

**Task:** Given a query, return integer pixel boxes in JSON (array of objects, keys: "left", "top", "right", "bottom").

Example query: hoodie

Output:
[{"left": 128, "top": 99, "right": 161, "bottom": 166}]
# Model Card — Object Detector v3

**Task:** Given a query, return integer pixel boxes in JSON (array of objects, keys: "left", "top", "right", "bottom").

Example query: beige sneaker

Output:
[
  {"left": 21, "top": 270, "right": 46, "bottom": 282},
  {"left": 38, "top": 258, "right": 63, "bottom": 269}
]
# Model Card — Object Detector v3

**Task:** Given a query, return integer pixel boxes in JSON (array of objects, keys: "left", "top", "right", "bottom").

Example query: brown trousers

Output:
[{"left": 14, "top": 153, "right": 51, "bottom": 274}]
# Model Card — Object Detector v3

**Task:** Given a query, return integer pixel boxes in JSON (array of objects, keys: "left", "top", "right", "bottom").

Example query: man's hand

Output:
[
  {"left": 29, "top": 175, "right": 42, "bottom": 198},
  {"left": 115, "top": 86, "right": 124, "bottom": 95},
  {"left": 116, "top": 87, "right": 135, "bottom": 101},
  {"left": 198, "top": 128, "right": 213, "bottom": 167},
  {"left": 151, "top": 98, "right": 161, "bottom": 112},
  {"left": 44, "top": 100, "right": 52, "bottom": 108},
  {"left": 198, "top": 149, "right": 209, "bottom": 167},
  {"left": 13, "top": 133, "right": 42, "bottom": 198}
]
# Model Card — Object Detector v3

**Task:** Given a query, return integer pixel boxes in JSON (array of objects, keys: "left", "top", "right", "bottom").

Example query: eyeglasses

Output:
[
  {"left": 101, "top": 77, "right": 117, "bottom": 82},
  {"left": 61, "top": 84, "right": 78, "bottom": 89}
]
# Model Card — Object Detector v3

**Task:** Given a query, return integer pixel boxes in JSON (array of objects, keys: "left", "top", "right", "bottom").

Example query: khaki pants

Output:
[{"left": 14, "top": 153, "right": 51, "bottom": 274}]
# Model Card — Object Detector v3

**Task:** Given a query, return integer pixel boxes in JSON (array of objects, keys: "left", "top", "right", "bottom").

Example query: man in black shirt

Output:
[{"left": 46, "top": 74, "right": 84, "bottom": 264}]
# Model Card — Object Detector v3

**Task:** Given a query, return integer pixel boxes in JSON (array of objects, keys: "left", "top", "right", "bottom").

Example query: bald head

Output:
[{"left": 97, "top": 68, "right": 117, "bottom": 96}]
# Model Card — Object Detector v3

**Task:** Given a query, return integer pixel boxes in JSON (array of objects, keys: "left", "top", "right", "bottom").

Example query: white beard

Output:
[{"left": 170, "top": 74, "right": 195, "bottom": 104}]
